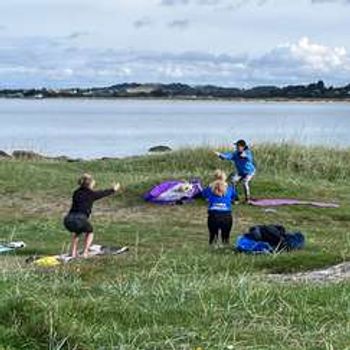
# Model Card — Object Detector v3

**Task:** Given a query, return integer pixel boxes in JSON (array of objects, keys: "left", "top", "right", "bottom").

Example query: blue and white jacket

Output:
[
  {"left": 202, "top": 185, "right": 236, "bottom": 213},
  {"left": 219, "top": 147, "right": 256, "bottom": 176}
]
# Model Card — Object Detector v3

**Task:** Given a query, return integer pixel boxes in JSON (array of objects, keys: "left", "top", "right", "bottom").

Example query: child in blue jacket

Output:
[
  {"left": 215, "top": 139, "right": 255, "bottom": 203},
  {"left": 203, "top": 170, "right": 236, "bottom": 246}
]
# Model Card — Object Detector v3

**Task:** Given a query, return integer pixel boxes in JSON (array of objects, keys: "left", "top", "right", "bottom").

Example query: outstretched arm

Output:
[
  {"left": 92, "top": 183, "right": 120, "bottom": 201},
  {"left": 202, "top": 187, "right": 211, "bottom": 200},
  {"left": 214, "top": 151, "right": 233, "bottom": 161}
]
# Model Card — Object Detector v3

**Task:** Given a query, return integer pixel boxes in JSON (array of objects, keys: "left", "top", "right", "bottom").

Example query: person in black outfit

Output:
[{"left": 64, "top": 173, "right": 120, "bottom": 258}]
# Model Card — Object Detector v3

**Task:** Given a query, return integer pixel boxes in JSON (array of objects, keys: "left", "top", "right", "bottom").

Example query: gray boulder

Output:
[
  {"left": 66, "top": 158, "right": 83, "bottom": 163},
  {"left": 148, "top": 145, "right": 172, "bottom": 153},
  {"left": 100, "top": 157, "right": 120, "bottom": 161}
]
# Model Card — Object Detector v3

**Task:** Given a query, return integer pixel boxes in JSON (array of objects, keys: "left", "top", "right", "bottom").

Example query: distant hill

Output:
[{"left": 1, "top": 80, "right": 350, "bottom": 100}]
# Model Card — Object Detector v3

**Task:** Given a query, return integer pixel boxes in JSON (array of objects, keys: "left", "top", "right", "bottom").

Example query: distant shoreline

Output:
[
  {"left": 1, "top": 81, "right": 350, "bottom": 101},
  {"left": 1, "top": 96, "right": 350, "bottom": 103}
]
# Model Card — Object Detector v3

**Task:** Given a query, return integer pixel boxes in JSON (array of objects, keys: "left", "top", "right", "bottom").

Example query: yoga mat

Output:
[{"left": 250, "top": 198, "right": 339, "bottom": 208}]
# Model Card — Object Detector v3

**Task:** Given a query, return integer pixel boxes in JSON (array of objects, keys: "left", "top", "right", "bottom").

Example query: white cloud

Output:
[
  {"left": 160, "top": 0, "right": 350, "bottom": 5},
  {"left": 312, "top": 0, "right": 350, "bottom": 3},
  {"left": 253, "top": 37, "right": 350, "bottom": 84},
  {"left": 0, "top": 0, "right": 348, "bottom": 62},
  {"left": 0, "top": 36, "right": 349, "bottom": 88},
  {"left": 167, "top": 19, "right": 190, "bottom": 29},
  {"left": 158, "top": 0, "right": 350, "bottom": 12},
  {"left": 160, "top": 0, "right": 190, "bottom": 5},
  {"left": 290, "top": 37, "right": 347, "bottom": 71},
  {"left": 133, "top": 17, "right": 154, "bottom": 29},
  {"left": 65, "top": 31, "right": 90, "bottom": 40},
  {"left": 159, "top": 0, "right": 269, "bottom": 7}
]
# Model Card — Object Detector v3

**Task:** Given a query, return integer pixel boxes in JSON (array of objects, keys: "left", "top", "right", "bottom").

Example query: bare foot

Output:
[{"left": 82, "top": 252, "right": 89, "bottom": 259}]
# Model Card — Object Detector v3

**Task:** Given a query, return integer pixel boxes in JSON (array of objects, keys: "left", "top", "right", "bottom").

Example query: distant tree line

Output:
[{"left": 1, "top": 81, "right": 349, "bottom": 99}]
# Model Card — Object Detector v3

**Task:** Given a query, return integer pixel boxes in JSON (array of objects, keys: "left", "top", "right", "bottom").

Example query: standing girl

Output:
[
  {"left": 64, "top": 174, "right": 120, "bottom": 258},
  {"left": 203, "top": 170, "right": 236, "bottom": 246}
]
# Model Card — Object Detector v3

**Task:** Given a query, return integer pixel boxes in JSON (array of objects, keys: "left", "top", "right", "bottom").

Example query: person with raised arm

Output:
[
  {"left": 215, "top": 139, "right": 256, "bottom": 203},
  {"left": 64, "top": 174, "right": 120, "bottom": 258}
]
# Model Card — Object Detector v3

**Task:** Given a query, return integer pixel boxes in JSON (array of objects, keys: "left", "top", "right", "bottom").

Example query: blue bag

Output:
[{"left": 235, "top": 235, "right": 273, "bottom": 254}]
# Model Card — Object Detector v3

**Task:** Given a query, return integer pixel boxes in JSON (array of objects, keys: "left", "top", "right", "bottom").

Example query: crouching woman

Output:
[
  {"left": 202, "top": 170, "right": 236, "bottom": 246},
  {"left": 64, "top": 173, "right": 120, "bottom": 258}
]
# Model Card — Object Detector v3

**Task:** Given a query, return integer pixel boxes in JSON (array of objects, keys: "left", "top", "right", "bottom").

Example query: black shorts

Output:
[{"left": 64, "top": 213, "right": 93, "bottom": 234}]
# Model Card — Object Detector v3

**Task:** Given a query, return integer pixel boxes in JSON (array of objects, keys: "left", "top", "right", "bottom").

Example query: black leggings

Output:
[{"left": 207, "top": 211, "right": 233, "bottom": 245}]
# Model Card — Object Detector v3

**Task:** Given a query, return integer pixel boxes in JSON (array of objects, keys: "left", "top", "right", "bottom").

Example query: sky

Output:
[{"left": 0, "top": 0, "right": 349, "bottom": 88}]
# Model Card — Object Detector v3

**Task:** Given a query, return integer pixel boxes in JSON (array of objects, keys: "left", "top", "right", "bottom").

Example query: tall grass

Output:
[
  {"left": 1, "top": 143, "right": 349, "bottom": 195},
  {"left": 2, "top": 259, "right": 350, "bottom": 349},
  {"left": 0, "top": 143, "right": 350, "bottom": 349}
]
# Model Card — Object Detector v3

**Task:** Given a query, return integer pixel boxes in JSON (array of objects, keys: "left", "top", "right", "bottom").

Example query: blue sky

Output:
[{"left": 0, "top": 0, "right": 349, "bottom": 87}]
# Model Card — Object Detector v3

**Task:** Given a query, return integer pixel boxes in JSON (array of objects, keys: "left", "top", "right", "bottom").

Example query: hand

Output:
[
  {"left": 112, "top": 183, "right": 121, "bottom": 192},
  {"left": 214, "top": 151, "right": 221, "bottom": 157}
]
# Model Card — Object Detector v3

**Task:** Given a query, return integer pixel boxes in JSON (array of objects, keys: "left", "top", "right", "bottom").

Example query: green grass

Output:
[{"left": 0, "top": 144, "right": 350, "bottom": 349}]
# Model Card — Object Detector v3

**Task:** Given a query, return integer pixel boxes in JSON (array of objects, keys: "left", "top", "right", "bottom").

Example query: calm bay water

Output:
[{"left": 0, "top": 99, "right": 349, "bottom": 159}]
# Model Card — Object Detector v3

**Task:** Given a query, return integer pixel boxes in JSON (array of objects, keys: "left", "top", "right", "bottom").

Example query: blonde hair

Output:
[
  {"left": 78, "top": 173, "right": 95, "bottom": 189},
  {"left": 210, "top": 170, "right": 228, "bottom": 196},
  {"left": 210, "top": 179, "right": 228, "bottom": 197},
  {"left": 214, "top": 169, "right": 227, "bottom": 182}
]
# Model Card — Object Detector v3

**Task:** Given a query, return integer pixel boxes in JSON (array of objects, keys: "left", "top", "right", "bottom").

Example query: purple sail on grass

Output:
[{"left": 144, "top": 179, "right": 203, "bottom": 205}]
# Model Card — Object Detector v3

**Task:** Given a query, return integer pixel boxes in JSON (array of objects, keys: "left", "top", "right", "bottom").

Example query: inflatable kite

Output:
[{"left": 144, "top": 179, "right": 203, "bottom": 205}]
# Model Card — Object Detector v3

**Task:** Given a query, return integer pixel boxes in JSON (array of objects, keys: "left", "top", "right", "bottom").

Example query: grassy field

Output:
[{"left": 1, "top": 144, "right": 350, "bottom": 350}]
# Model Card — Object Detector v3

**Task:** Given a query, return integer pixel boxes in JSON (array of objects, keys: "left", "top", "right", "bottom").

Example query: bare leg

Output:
[
  {"left": 243, "top": 181, "right": 250, "bottom": 202},
  {"left": 242, "top": 174, "right": 254, "bottom": 202},
  {"left": 232, "top": 174, "right": 242, "bottom": 202},
  {"left": 83, "top": 232, "right": 94, "bottom": 258},
  {"left": 71, "top": 233, "right": 79, "bottom": 258}
]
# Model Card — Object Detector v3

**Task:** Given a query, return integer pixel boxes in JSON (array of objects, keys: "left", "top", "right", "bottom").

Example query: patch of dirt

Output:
[{"left": 269, "top": 262, "right": 350, "bottom": 283}]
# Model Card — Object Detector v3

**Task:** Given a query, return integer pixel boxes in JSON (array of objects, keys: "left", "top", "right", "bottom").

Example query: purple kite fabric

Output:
[
  {"left": 250, "top": 198, "right": 339, "bottom": 208},
  {"left": 144, "top": 179, "right": 203, "bottom": 205}
]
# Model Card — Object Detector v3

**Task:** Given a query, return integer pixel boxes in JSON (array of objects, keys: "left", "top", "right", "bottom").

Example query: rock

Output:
[
  {"left": 100, "top": 157, "right": 120, "bottom": 161},
  {"left": 148, "top": 145, "right": 172, "bottom": 153},
  {"left": 0, "top": 150, "right": 12, "bottom": 158},
  {"left": 268, "top": 262, "right": 350, "bottom": 284},
  {"left": 12, "top": 150, "right": 45, "bottom": 160},
  {"left": 66, "top": 158, "right": 83, "bottom": 163},
  {"left": 48, "top": 155, "right": 74, "bottom": 162}
]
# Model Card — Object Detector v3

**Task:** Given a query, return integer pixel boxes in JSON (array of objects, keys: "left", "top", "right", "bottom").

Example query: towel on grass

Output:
[{"left": 26, "top": 245, "right": 129, "bottom": 266}]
